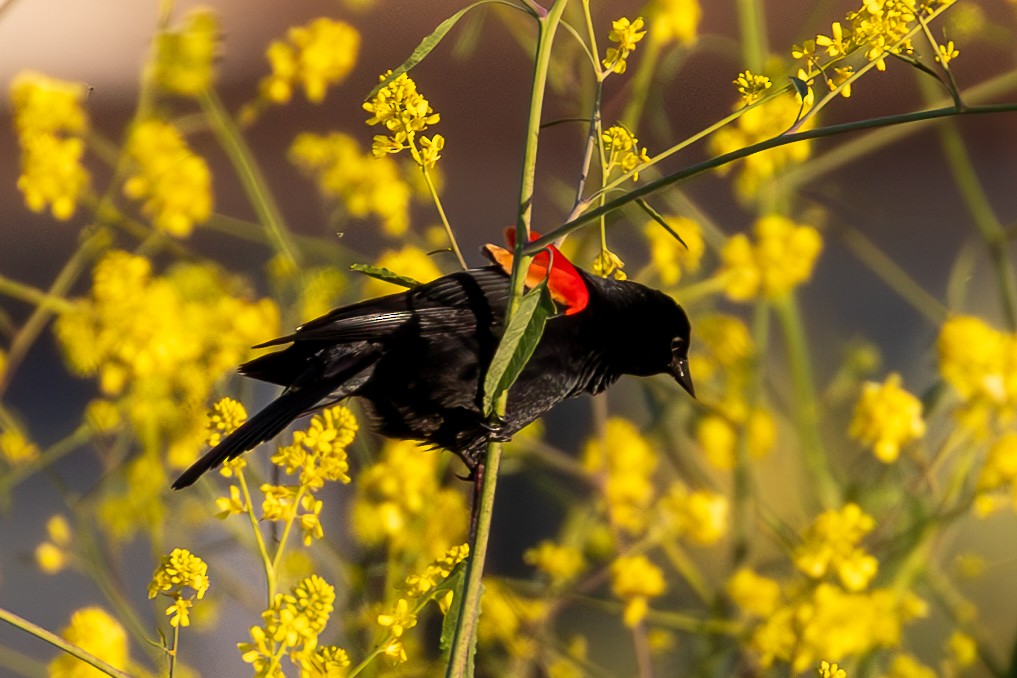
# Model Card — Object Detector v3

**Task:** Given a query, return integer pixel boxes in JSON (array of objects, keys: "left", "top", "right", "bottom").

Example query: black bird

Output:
[{"left": 171, "top": 251, "right": 693, "bottom": 490}]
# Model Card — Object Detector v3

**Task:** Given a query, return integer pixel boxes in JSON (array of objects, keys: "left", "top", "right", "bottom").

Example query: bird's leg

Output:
[
  {"left": 468, "top": 454, "right": 487, "bottom": 543},
  {"left": 480, "top": 414, "right": 511, "bottom": 443}
]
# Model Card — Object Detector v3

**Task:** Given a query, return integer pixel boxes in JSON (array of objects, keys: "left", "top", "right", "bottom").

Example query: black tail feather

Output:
[{"left": 171, "top": 386, "right": 327, "bottom": 489}]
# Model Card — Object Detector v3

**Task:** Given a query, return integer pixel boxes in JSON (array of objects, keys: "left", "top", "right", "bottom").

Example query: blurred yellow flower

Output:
[
  {"left": 727, "top": 567, "right": 781, "bottom": 617},
  {"left": 938, "top": 315, "right": 1017, "bottom": 432},
  {"left": 152, "top": 8, "right": 219, "bottom": 95},
  {"left": 10, "top": 71, "right": 90, "bottom": 220},
  {"left": 48, "top": 607, "right": 129, "bottom": 677},
  {"left": 883, "top": 653, "right": 937, "bottom": 678},
  {"left": 0, "top": 426, "right": 39, "bottom": 465},
  {"left": 259, "top": 18, "right": 359, "bottom": 104},
  {"left": 644, "top": 216, "right": 704, "bottom": 286},
  {"left": 849, "top": 373, "right": 926, "bottom": 463},
  {"left": 647, "top": 0, "right": 701, "bottom": 44},
  {"left": 721, "top": 215, "right": 822, "bottom": 301},
  {"left": 524, "top": 540, "right": 586, "bottom": 586},
  {"left": 696, "top": 408, "right": 775, "bottom": 469},
  {"left": 660, "top": 484, "right": 729, "bottom": 545},
  {"left": 611, "top": 554, "right": 665, "bottom": 627},
  {"left": 122, "top": 118, "right": 212, "bottom": 237},
  {"left": 794, "top": 503, "right": 878, "bottom": 592},
  {"left": 975, "top": 433, "right": 1017, "bottom": 516},
  {"left": 583, "top": 418, "right": 659, "bottom": 535}
]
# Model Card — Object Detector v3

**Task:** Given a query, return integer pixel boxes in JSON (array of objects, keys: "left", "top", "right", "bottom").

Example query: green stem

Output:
[
  {"left": 918, "top": 78, "right": 1017, "bottom": 330},
  {"left": 772, "top": 292, "right": 839, "bottom": 509},
  {"left": 524, "top": 103, "right": 1017, "bottom": 255},
  {"left": 169, "top": 621, "right": 179, "bottom": 677},
  {"left": 445, "top": 3, "right": 569, "bottom": 676},
  {"left": 422, "top": 167, "right": 468, "bottom": 270},
  {"left": 0, "top": 275, "right": 75, "bottom": 314},
  {"left": 237, "top": 468, "right": 276, "bottom": 600},
  {"left": 735, "top": 0, "right": 768, "bottom": 72},
  {"left": 199, "top": 89, "right": 300, "bottom": 266},
  {"left": 0, "top": 606, "right": 132, "bottom": 678}
]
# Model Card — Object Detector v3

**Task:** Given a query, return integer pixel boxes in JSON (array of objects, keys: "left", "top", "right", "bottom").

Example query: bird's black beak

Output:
[{"left": 670, "top": 356, "right": 695, "bottom": 398}]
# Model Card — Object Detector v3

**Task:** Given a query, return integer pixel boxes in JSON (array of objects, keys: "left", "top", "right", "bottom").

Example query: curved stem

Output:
[{"left": 0, "top": 607, "right": 132, "bottom": 678}]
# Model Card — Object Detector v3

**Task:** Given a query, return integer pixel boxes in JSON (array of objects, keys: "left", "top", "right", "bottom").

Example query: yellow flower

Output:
[
  {"left": 122, "top": 119, "right": 212, "bottom": 237},
  {"left": 478, "top": 580, "right": 548, "bottom": 659},
  {"left": 524, "top": 541, "right": 586, "bottom": 586},
  {"left": 583, "top": 418, "right": 659, "bottom": 535},
  {"left": 733, "top": 69, "right": 772, "bottom": 105},
  {"left": 591, "top": 247, "right": 627, "bottom": 280},
  {"left": 611, "top": 554, "right": 665, "bottom": 627},
  {"left": 271, "top": 404, "right": 357, "bottom": 489},
  {"left": 938, "top": 315, "right": 1017, "bottom": 431},
  {"left": 240, "top": 575, "right": 336, "bottom": 671},
  {"left": 36, "top": 515, "right": 73, "bottom": 574},
  {"left": 48, "top": 607, "right": 129, "bottom": 677},
  {"left": 720, "top": 215, "right": 823, "bottom": 301},
  {"left": 818, "top": 660, "right": 847, "bottom": 678},
  {"left": 364, "top": 71, "right": 442, "bottom": 169},
  {"left": 602, "top": 17, "right": 647, "bottom": 74},
  {"left": 289, "top": 131, "right": 414, "bottom": 237},
  {"left": 936, "top": 40, "right": 959, "bottom": 65},
  {"left": 206, "top": 397, "right": 248, "bottom": 448},
  {"left": 947, "top": 631, "right": 977, "bottom": 667},
  {"left": 794, "top": 503, "right": 878, "bottom": 592},
  {"left": 148, "top": 547, "right": 210, "bottom": 600},
  {"left": 10, "top": 71, "right": 90, "bottom": 220},
  {"left": 883, "top": 653, "right": 937, "bottom": 678},
  {"left": 695, "top": 408, "right": 775, "bottom": 469},
  {"left": 975, "top": 433, "right": 1017, "bottom": 516},
  {"left": 647, "top": 0, "right": 701, "bottom": 44},
  {"left": 660, "top": 484, "right": 729, "bottom": 545},
  {"left": 849, "top": 373, "right": 925, "bottom": 462},
  {"left": 377, "top": 598, "right": 418, "bottom": 638},
  {"left": 727, "top": 567, "right": 781, "bottom": 617},
  {"left": 305, "top": 645, "right": 352, "bottom": 676},
  {"left": 259, "top": 18, "right": 360, "bottom": 104},
  {"left": 602, "top": 124, "right": 650, "bottom": 181},
  {"left": 215, "top": 485, "right": 246, "bottom": 518},
  {"left": 151, "top": 8, "right": 219, "bottom": 95},
  {"left": 644, "top": 216, "right": 704, "bottom": 286},
  {"left": 261, "top": 484, "right": 299, "bottom": 522},
  {"left": 0, "top": 426, "right": 39, "bottom": 465}
]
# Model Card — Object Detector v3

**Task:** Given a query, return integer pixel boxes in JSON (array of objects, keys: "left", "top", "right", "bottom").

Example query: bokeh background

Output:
[{"left": 2, "top": 0, "right": 1017, "bottom": 675}]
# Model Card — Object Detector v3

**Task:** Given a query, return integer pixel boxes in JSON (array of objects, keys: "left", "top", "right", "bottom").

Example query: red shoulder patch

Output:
[{"left": 481, "top": 228, "right": 589, "bottom": 315}]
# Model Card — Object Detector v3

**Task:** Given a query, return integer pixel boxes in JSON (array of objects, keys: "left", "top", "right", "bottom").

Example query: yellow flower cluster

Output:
[
  {"left": 404, "top": 543, "right": 470, "bottom": 610},
  {"left": 711, "top": 93, "right": 814, "bottom": 200},
  {"left": 289, "top": 132, "right": 414, "bottom": 236},
  {"left": 644, "top": 217, "right": 704, "bottom": 287},
  {"left": 55, "top": 251, "right": 279, "bottom": 466},
  {"left": 721, "top": 215, "right": 823, "bottom": 301},
  {"left": 646, "top": 0, "right": 701, "bottom": 44},
  {"left": 591, "top": 247, "right": 627, "bottom": 280},
  {"left": 975, "top": 433, "right": 1017, "bottom": 516},
  {"left": 582, "top": 418, "right": 658, "bottom": 535},
  {"left": 10, "top": 71, "right": 91, "bottom": 220},
  {"left": 151, "top": 8, "right": 219, "bottom": 96},
  {"left": 696, "top": 408, "right": 776, "bottom": 470},
  {"left": 259, "top": 18, "right": 360, "bottom": 104},
  {"left": 148, "top": 547, "right": 210, "bottom": 628},
  {"left": 122, "top": 118, "right": 213, "bottom": 237},
  {"left": 849, "top": 373, "right": 926, "bottom": 463},
  {"left": 794, "top": 503, "right": 879, "bottom": 592},
  {"left": 271, "top": 404, "right": 357, "bottom": 490},
  {"left": 206, "top": 397, "right": 248, "bottom": 448},
  {"left": 351, "top": 440, "right": 467, "bottom": 558},
  {"left": 733, "top": 70, "right": 772, "bottom": 105},
  {"left": 938, "top": 315, "right": 1017, "bottom": 431},
  {"left": 0, "top": 425, "right": 39, "bottom": 466},
  {"left": 364, "top": 72, "right": 443, "bottom": 169},
  {"left": 602, "top": 17, "right": 647, "bottom": 74},
  {"left": 524, "top": 541, "right": 586, "bottom": 587},
  {"left": 659, "top": 484, "right": 729, "bottom": 545},
  {"left": 48, "top": 607, "right": 129, "bottom": 678},
  {"left": 35, "top": 515, "right": 73, "bottom": 575},
  {"left": 239, "top": 574, "right": 348, "bottom": 674},
  {"left": 610, "top": 554, "right": 666, "bottom": 627},
  {"left": 819, "top": 660, "right": 847, "bottom": 678},
  {"left": 601, "top": 124, "right": 650, "bottom": 182}
]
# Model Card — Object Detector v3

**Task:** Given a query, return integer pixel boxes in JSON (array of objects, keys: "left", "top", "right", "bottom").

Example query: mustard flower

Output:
[
  {"left": 591, "top": 247, "right": 627, "bottom": 280},
  {"left": 404, "top": 543, "right": 469, "bottom": 614},
  {"left": 695, "top": 408, "right": 776, "bottom": 470},
  {"left": 647, "top": 0, "right": 701, "bottom": 44},
  {"left": 261, "top": 484, "right": 299, "bottom": 522},
  {"left": 259, "top": 18, "right": 360, "bottom": 104},
  {"left": 364, "top": 71, "right": 442, "bottom": 168},
  {"left": 610, "top": 554, "right": 666, "bottom": 627},
  {"left": 660, "top": 484, "right": 729, "bottom": 545},
  {"left": 10, "top": 71, "right": 91, "bottom": 220},
  {"left": 148, "top": 548, "right": 210, "bottom": 603},
  {"left": 849, "top": 373, "right": 926, "bottom": 462},
  {"left": 240, "top": 575, "right": 336, "bottom": 672},
  {"left": 377, "top": 598, "right": 418, "bottom": 639},
  {"left": 644, "top": 217, "right": 704, "bottom": 286},
  {"left": 975, "top": 432, "right": 1017, "bottom": 516},
  {"left": 524, "top": 541, "right": 586, "bottom": 587},
  {"left": 215, "top": 484, "right": 246, "bottom": 518},
  {"left": 151, "top": 8, "right": 219, "bottom": 95},
  {"left": 84, "top": 399, "right": 121, "bottom": 434},
  {"left": 602, "top": 17, "right": 647, "bottom": 74},
  {"left": 582, "top": 418, "right": 659, "bottom": 535},
  {"left": 794, "top": 503, "right": 878, "bottom": 592},
  {"left": 936, "top": 40, "right": 960, "bottom": 64},
  {"left": 720, "top": 215, "right": 823, "bottom": 301},
  {"left": 35, "top": 515, "right": 73, "bottom": 574},
  {"left": 305, "top": 645, "right": 351, "bottom": 676},
  {"left": 733, "top": 69, "right": 772, "bottom": 105},
  {"left": 271, "top": 404, "right": 357, "bottom": 489},
  {"left": 938, "top": 315, "right": 1017, "bottom": 431},
  {"left": 818, "top": 660, "right": 847, "bottom": 678},
  {"left": 726, "top": 567, "right": 781, "bottom": 617},
  {"left": 478, "top": 580, "right": 548, "bottom": 659},
  {"left": 48, "top": 607, "right": 129, "bottom": 677},
  {"left": 122, "top": 118, "right": 212, "bottom": 237},
  {"left": 289, "top": 131, "right": 414, "bottom": 236},
  {"left": 0, "top": 426, "right": 39, "bottom": 465},
  {"left": 601, "top": 124, "right": 650, "bottom": 181},
  {"left": 206, "top": 397, "right": 248, "bottom": 447},
  {"left": 884, "top": 653, "right": 937, "bottom": 678}
]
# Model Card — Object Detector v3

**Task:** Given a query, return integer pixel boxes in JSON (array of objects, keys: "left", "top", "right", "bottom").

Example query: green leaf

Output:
[
  {"left": 350, "top": 263, "right": 420, "bottom": 288},
  {"left": 636, "top": 198, "right": 688, "bottom": 249},
  {"left": 482, "top": 280, "right": 555, "bottom": 416},
  {"left": 439, "top": 561, "right": 469, "bottom": 657},
  {"left": 365, "top": 1, "right": 524, "bottom": 102}
]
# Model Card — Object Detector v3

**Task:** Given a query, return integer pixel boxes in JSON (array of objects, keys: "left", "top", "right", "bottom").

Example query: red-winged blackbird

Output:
[{"left": 171, "top": 241, "right": 693, "bottom": 490}]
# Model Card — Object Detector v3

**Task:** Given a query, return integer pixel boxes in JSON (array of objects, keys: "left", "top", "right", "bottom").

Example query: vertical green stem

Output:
[
  {"left": 772, "top": 292, "right": 839, "bottom": 509},
  {"left": 445, "top": 3, "right": 569, "bottom": 676},
  {"left": 735, "top": 0, "right": 768, "bottom": 72}
]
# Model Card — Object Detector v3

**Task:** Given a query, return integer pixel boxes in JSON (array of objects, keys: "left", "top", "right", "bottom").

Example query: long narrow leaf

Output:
[
  {"left": 482, "top": 281, "right": 555, "bottom": 416},
  {"left": 350, "top": 263, "right": 420, "bottom": 288}
]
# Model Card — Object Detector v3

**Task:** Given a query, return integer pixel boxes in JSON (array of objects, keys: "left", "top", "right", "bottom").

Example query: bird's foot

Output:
[{"left": 480, "top": 415, "right": 511, "bottom": 444}]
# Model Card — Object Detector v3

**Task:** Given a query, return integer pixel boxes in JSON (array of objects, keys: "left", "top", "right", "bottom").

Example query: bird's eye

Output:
[{"left": 671, "top": 337, "right": 685, "bottom": 352}]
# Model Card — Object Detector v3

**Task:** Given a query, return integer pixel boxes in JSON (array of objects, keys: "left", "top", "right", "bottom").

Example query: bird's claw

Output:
[{"left": 481, "top": 416, "right": 511, "bottom": 443}]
